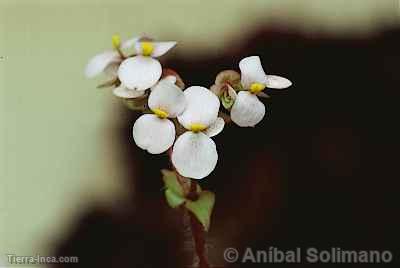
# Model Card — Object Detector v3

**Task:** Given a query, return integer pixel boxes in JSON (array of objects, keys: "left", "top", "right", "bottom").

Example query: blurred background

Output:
[{"left": 1, "top": 0, "right": 399, "bottom": 267}]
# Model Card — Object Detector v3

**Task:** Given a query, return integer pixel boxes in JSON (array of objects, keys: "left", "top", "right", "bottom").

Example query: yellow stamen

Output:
[
  {"left": 111, "top": 34, "right": 121, "bottom": 49},
  {"left": 249, "top": 82, "right": 266, "bottom": 94},
  {"left": 141, "top": 42, "right": 154, "bottom": 56},
  {"left": 152, "top": 108, "right": 168, "bottom": 119},
  {"left": 189, "top": 123, "right": 207, "bottom": 132}
]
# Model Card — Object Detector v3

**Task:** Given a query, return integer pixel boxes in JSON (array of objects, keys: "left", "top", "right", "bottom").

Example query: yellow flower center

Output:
[
  {"left": 189, "top": 123, "right": 207, "bottom": 132},
  {"left": 141, "top": 42, "right": 154, "bottom": 56},
  {"left": 111, "top": 34, "right": 121, "bottom": 49},
  {"left": 152, "top": 108, "right": 169, "bottom": 119},
  {"left": 249, "top": 82, "right": 266, "bottom": 94}
]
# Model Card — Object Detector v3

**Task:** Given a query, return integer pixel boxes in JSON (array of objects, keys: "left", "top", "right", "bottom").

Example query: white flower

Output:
[
  {"left": 84, "top": 35, "right": 139, "bottom": 78},
  {"left": 231, "top": 56, "right": 292, "bottom": 127},
  {"left": 132, "top": 77, "right": 186, "bottom": 154},
  {"left": 172, "top": 86, "right": 225, "bottom": 180},
  {"left": 118, "top": 38, "right": 177, "bottom": 91}
]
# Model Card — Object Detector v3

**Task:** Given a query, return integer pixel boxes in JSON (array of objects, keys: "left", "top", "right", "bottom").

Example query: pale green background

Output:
[{"left": 0, "top": 0, "right": 398, "bottom": 266}]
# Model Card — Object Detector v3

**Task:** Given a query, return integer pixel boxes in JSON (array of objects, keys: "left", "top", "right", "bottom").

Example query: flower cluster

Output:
[{"left": 85, "top": 35, "right": 292, "bottom": 180}]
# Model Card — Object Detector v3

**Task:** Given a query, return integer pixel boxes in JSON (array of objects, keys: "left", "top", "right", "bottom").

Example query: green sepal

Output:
[
  {"left": 221, "top": 92, "right": 234, "bottom": 110},
  {"left": 165, "top": 189, "right": 186, "bottom": 208},
  {"left": 96, "top": 79, "right": 118, "bottom": 89},
  {"left": 185, "top": 191, "right": 215, "bottom": 231},
  {"left": 215, "top": 70, "right": 241, "bottom": 86},
  {"left": 232, "top": 83, "right": 244, "bottom": 91},
  {"left": 122, "top": 97, "right": 148, "bottom": 111}
]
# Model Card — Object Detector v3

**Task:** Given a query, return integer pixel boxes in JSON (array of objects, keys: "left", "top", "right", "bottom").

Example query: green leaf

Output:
[
  {"left": 161, "top": 169, "right": 184, "bottom": 197},
  {"left": 221, "top": 92, "right": 234, "bottom": 110},
  {"left": 185, "top": 191, "right": 215, "bottom": 231},
  {"left": 161, "top": 170, "right": 204, "bottom": 209},
  {"left": 165, "top": 189, "right": 186, "bottom": 208}
]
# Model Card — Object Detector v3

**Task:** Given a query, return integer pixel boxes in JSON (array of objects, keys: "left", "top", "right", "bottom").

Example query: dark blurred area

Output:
[{"left": 52, "top": 27, "right": 400, "bottom": 267}]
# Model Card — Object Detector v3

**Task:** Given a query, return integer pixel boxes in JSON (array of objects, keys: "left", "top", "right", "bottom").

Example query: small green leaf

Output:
[
  {"left": 165, "top": 189, "right": 186, "bottom": 208},
  {"left": 161, "top": 169, "right": 184, "bottom": 197},
  {"left": 185, "top": 191, "right": 215, "bottom": 231},
  {"left": 221, "top": 91, "right": 234, "bottom": 110}
]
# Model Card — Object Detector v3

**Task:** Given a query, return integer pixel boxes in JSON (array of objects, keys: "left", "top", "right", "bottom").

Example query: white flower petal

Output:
[
  {"left": 118, "top": 56, "right": 162, "bottom": 91},
  {"left": 85, "top": 51, "right": 120, "bottom": 78},
  {"left": 148, "top": 78, "right": 186, "bottom": 118},
  {"left": 177, "top": 86, "right": 220, "bottom": 130},
  {"left": 162, "top": 69, "right": 185, "bottom": 89},
  {"left": 266, "top": 75, "right": 292, "bottom": 89},
  {"left": 163, "top": 75, "right": 177, "bottom": 84},
  {"left": 150, "top": 76, "right": 177, "bottom": 92},
  {"left": 132, "top": 114, "right": 175, "bottom": 154},
  {"left": 231, "top": 91, "right": 265, "bottom": 127},
  {"left": 113, "top": 85, "right": 145, "bottom": 99},
  {"left": 135, "top": 41, "right": 176, "bottom": 57},
  {"left": 239, "top": 56, "right": 268, "bottom": 89},
  {"left": 151, "top": 41, "right": 177, "bottom": 57},
  {"left": 121, "top": 36, "right": 140, "bottom": 50},
  {"left": 172, "top": 131, "right": 218, "bottom": 179},
  {"left": 204, "top": 117, "right": 225, "bottom": 137}
]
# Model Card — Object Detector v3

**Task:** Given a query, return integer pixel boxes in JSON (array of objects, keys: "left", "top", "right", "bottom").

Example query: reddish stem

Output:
[
  {"left": 189, "top": 208, "right": 210, "bottom": 268},
  {"left": 186, "top": 181, "right": 210, "bottom": 268},
  {"left": 168, "top": 149, "right": 211, "bottom": 268}
]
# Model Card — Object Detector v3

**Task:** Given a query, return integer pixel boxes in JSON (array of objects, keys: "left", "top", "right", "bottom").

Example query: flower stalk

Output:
[
  {"left": 179, "top": 177, "right": 210, "bottom": 268},
  {"left": 189, "top": 207, "right": 210, "bottom": 268}
]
